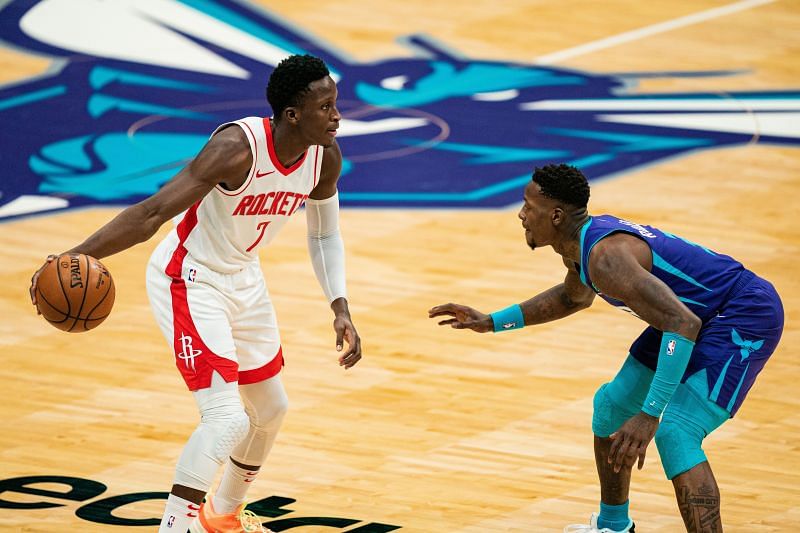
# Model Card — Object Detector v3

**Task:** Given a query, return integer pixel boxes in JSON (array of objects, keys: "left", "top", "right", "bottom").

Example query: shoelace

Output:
[
  {"left": 564, "top": 524, "right": 620, "bottom": 533},
  {"left": 238, "top": 507, "right": 266, "bottom": 532}
]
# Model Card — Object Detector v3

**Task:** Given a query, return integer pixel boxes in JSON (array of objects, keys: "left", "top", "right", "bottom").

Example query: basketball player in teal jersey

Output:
[{"left": 429, "top": 164, "right": 784, "bottom": 532}]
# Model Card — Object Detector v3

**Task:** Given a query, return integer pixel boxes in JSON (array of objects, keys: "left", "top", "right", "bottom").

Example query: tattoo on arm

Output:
[
  {"left": 520, "top": 284, "right": 588, "bottom": 325},
  {"left": 558, "top": 288, "right": 581, "bottom": 310}
]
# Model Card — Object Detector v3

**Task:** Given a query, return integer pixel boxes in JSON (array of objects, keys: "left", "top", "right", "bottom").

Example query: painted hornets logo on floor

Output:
[{"left": 0, "top": 0, "right": 799, "bottom": 220}]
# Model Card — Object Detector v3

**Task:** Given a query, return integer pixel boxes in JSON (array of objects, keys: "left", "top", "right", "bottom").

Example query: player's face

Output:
[
  {"left": 296, "top": 76, "right": 340, "bottom": 147},
  {"left": 518, "top": 182, "right": 556, "bottom": 251}
]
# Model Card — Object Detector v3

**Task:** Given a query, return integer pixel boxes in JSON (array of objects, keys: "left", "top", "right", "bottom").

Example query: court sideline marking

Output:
[{"left": 534, "top": 0, "right": 776, "bottom": 65}]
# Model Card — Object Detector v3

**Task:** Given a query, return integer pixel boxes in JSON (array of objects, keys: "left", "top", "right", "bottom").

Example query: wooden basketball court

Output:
[{"left": 1, "top": 1, "right": 798, "bottom": 531}]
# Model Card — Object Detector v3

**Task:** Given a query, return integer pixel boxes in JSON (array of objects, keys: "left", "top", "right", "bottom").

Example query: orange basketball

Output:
[{"left": 35, "top": 253, "right": 115, "bottom": 333}]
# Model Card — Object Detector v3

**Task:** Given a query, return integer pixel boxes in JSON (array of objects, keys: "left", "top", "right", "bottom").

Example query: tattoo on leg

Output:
[{"left": 678, "top": 485, "right": 721, "bottom": 533}]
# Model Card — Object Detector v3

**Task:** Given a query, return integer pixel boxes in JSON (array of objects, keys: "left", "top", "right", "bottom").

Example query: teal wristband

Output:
[
  {"left": 490, "top": 304, "right": 525, "bottom": 332},
  {"left": 642, "top": 331, "right": 695, "bottom": 417}
]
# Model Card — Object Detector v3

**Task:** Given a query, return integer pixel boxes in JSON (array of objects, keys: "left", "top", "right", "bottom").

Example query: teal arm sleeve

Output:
[
  {"left": 490, "top": 304, "right": 525, "bottom": 332},
  {"left": 642, "top": 332, "right": 695, "bottom": 417}
]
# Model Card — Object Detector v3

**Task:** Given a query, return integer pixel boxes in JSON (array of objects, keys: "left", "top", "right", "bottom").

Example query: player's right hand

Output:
[
  {"left": 29, "top": 254, "right": 58, "bottom": 311},
  {"left": 428, "top": 303, "right": 493, "bottom": 333}
]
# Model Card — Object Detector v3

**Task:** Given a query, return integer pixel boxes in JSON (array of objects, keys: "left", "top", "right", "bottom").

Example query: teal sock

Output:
[{"left": 598, "top": 500, "right": 630, "bottom": 531}]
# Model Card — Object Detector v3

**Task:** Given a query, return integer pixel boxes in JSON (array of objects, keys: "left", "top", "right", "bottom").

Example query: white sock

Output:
[
  {"left": 212, "top": 459, "right": 260, "bottom": 514},
  {"left": 159, "top": 494, "right": 201, "bottom": 532}
]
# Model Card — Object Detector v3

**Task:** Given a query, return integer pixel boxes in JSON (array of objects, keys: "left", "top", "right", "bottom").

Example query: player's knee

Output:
[
  {"left": 207, "top": 409, "right": 251, "bottom": 462},
  {"left": 171, "top": 404, "right": 250, "bottom": 491},
  {"left": 655, "top": 420, "right": 707, "bottom": 480},
  {"left": 592, "top": 383, "right": 638, "bottom": 437},
  {"left": 250, "top": 390, "right": 289, "bottom": 429},
  {"left": 196, "top": 391, "right": 252, "bottom": 462},
  {"left": 241, "top": 379, "right": 289, "bottom": 430}
]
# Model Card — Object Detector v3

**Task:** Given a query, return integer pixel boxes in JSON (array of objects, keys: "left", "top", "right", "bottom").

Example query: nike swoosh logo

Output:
[{"left": 256, "top": 169, "right": 275, "bottom": 178}]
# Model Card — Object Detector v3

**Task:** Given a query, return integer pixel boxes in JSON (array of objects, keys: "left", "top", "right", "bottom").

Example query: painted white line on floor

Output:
[{"left": 534, "top": 0, "right": 775, "bottom": 65}]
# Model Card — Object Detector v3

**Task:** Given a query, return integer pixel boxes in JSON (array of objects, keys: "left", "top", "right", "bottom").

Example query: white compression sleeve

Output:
[{"left": 305, "top": 193, "right": 347, "bottom": 303}]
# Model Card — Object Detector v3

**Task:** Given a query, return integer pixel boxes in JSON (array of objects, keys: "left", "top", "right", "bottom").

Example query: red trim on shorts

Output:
[
  {"left": 165, "top": 202, "right": 238, "bottom": 391},
  {"left": 238, "top": 347, "right": 284, "bottom": 385},
  {"left": 264, "top": 117, "right": 307, "bottom": 175}
]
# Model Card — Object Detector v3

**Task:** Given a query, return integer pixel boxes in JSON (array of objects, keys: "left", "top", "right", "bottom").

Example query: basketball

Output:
[{"left": 35, "top": 253, "right": 115, "bottom": 333}]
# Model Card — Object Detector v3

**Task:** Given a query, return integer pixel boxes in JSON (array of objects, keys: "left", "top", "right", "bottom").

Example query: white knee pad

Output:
[
  {"left": 231, "top": 375, "right": 289, "bottom": 466},
  {"left": 173, "top": 383, "right": 250, "bottom": 491}
]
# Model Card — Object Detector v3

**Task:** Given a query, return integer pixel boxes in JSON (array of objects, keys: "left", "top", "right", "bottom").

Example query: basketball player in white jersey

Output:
[{"left": 30, "top": 54, "right": 361, "bottom": 533}]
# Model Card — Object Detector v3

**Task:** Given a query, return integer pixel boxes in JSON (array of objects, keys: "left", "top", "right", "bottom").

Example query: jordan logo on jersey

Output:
[
  {"left": 178, "top": 333, "right": 201, "bottom": 371},
  {"left": 232, "top": 191, "right": 308, "bottom": 217}
]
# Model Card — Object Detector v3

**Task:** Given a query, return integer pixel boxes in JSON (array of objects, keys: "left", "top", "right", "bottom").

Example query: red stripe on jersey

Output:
[
  {"left": 165, "top": 202, "right": 200, "bottom": 278},
  {"left": 164, "top": 202, "right": 238, "bottom": 391},
  {"left": 263, "top": 117, "right": 307, "bottom": 175},
  {"left": 215, "top": 121, "right": 256, "bottom": 196},
  {"left": 238, "top": 347, "right": 284, "bottom": 385}
]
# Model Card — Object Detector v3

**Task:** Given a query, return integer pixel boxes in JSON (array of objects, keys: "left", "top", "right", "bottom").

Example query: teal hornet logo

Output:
[
  {"left": 731, "top": 328, "right": 764, "bottom": 362},
  {"left": 1, "top": 0, "right": 799, "bottom": 220}
]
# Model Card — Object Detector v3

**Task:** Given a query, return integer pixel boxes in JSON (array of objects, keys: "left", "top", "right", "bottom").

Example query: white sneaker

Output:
[{"left": 564, "top": 512, "right": 634, "bottom": 533}]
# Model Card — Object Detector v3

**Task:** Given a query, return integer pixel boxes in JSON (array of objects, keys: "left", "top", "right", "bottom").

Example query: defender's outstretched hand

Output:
[{"left": 428, "top": 303, "right": 493, "bottom": 333}]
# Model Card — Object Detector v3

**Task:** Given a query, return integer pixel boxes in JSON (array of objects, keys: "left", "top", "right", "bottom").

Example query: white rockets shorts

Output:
[{"left": 146, "top": 233, "right": 283, "bottom": 391}]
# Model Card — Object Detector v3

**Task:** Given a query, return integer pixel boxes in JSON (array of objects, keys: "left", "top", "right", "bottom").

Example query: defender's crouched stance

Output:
[{"left": 430, "top": 164, "right": 783, "bottom": 533}]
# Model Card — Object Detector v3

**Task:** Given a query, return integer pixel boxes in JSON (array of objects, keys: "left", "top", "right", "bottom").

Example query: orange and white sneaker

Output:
[{"left": 188, "top": 497, "right": 272, "bottom": 533}]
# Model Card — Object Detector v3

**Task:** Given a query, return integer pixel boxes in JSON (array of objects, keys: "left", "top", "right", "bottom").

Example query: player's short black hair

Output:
[
  {"left": 531, "top": 164, "right": 590, "bottom": 208},
  {"left": 267, "top": 54, "right": 330, "bottom": 117}
]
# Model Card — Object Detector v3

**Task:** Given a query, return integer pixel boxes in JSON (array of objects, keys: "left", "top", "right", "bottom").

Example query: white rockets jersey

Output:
[{"left": 165, "top": 116, "right": 323, "bottom": 275}]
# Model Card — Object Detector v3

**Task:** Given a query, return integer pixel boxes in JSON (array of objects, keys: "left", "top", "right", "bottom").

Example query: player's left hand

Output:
[
  {"left": 331, "top": 298, "right": 361, "bottom": 369},
  {"left": 608, "top": 411, "right": 659, "bottom": 473},
  {"left": 333, "top": 314, "right": 361, "bottom": 369}
]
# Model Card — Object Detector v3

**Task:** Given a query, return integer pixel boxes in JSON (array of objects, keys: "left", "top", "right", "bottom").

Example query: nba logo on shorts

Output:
[
  {"left": 667, "top": 339, "right": 676, "bottom": 356},
  {"left": 167, "top": 515, "right": 175, "bottom": 527},
  {"left": 187, "top": 268, "right": 197, "bottom": 282}
]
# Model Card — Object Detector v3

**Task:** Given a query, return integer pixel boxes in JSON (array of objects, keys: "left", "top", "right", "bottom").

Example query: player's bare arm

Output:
[
  {"left": 428, "top": 258, "right": 595, "bottom": 333},
  {"left": 588, "top": 234, "right": 702, "bottom": 341},
  {"left": 29, "top": 126, "right": 252, "bottom": 307},
  {"left": 310, "top": 138, "right": 341, "bottom": 200},
  {"left": 308, "top": 139, "right": 362, "bottom": 369},
  {"left": 68, "top": 126, "right": 252, "bottom": 260},
  {"left": 519, "top": 258, "right": 595, "bottom": 325}
]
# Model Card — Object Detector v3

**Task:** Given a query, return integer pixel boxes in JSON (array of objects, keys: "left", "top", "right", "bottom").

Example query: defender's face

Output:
[
  {"left": 518, "top": 182, "right": 556, "bottom": 251},
  {"left": 296, "top": 76, "right": 340, "bottom": 147}
]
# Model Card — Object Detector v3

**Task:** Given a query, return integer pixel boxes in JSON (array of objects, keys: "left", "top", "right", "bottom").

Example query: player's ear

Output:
[
  {"left": 551, "top": 206, "right": 565, "bottom": 226},
  {"left": 284, "top": 107, "right": 299, "bottom": 124}
]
